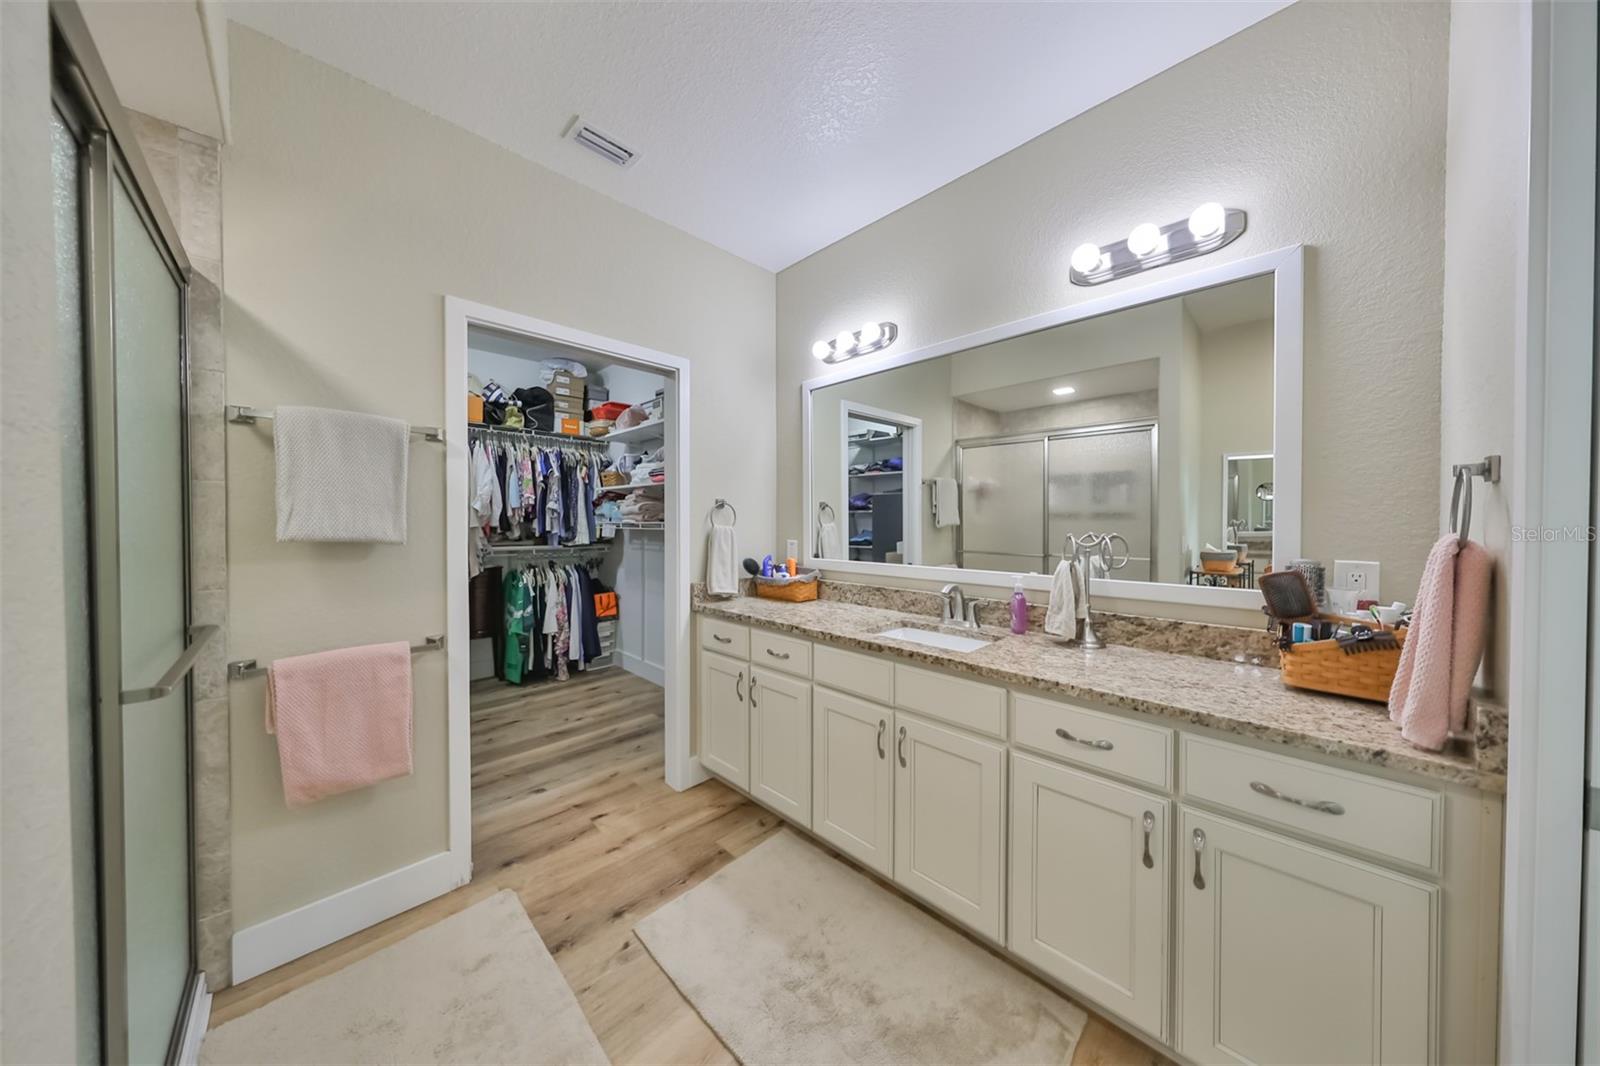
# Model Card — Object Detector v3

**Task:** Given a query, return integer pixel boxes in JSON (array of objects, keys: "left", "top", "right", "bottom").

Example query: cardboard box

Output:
[
  {"left": 557, "top": 417, "right": 583, "bottom": 436},
  {"left": 553, "top": 396, "right": 584, "bottom": 417}
]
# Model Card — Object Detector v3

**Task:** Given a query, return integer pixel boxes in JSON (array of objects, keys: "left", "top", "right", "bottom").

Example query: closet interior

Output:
[
  {"left": 846, "top": 415, "right": 906, "bottom": 563},
  {"left": 465, "top": 324, "right": 670, "bottom": 738}
]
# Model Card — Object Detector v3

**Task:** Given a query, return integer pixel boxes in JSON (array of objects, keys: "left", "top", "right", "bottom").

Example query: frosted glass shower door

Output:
[
  {"left": 1046, "top": 427, "right": 1156, "bottom": 581},
  {"left": 99, "top": 173, "right": 200, "bottom": 1065}
]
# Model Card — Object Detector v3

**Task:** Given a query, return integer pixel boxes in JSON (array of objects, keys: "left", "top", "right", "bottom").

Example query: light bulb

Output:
[
  {"left": 858, "top": 321, "right": 883, "bottom": 348},
  {"left": 1127, "top": 223, "right": 1164, "bottom": 258},
  {"left": 1188, "top": 202, "right": 1226, "bottom": 240},
  {"left": 1070, "top": 243, "right": 1103, "bottom": 274},
  {"left": 834, "top": 329, "right": 856, "bottom": 356},
  {"left": 811, "top": 340, "right": 831, "bottom": 360},
  {"left": 1052, "top": 385, "right": 1077, "bottom": 397}
]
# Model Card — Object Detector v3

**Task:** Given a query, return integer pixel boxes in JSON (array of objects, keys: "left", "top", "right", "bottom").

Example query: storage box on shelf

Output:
[{"left": 690, "top": 611, "right": 1501, "bottom": 1065}]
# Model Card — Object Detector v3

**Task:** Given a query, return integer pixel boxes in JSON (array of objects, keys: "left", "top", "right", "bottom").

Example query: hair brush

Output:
[{"left": 1258, "top": 569, "right": 1319, "bottom": 624}]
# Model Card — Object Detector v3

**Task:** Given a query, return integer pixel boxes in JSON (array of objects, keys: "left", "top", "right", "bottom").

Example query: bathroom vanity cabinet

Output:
[{"left": 692, "top": 612, "right": 1501, "bottom": 1064}]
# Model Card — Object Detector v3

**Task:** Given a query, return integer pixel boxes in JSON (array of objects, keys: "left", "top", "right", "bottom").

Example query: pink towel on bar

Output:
[
  {"left": 266, "top": 641, "right": 414, "bottom": 807},
  {"left": 1387, "top": 534, "right": 1491, "bottom": 751}
]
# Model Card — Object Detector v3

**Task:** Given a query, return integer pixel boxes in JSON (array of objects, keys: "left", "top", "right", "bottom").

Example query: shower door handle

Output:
[{"left": 122, "top": 625, "right": 219, "bottom": 704}]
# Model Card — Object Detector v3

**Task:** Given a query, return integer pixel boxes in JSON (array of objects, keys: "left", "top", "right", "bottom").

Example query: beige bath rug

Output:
[
  {"left": 636, "top": 831, "right": 1088, "bottom": 1065},
  {"left": 202, "top": 890, "right": 608, "bottom": 1065}
]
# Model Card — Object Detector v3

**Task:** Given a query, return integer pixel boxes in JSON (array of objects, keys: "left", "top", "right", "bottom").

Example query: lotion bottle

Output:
[{"left": 1010, "top": 578, "right": 1028, "bottom": 634}]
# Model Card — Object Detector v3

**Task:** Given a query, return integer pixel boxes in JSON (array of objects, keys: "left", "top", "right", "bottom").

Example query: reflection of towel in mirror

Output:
[
  {"left": 707, "top": 526, "right": 739, "bottom": 597},
  {"left": 817, "top": 516, "right": 843, "bottom": 559},
  {"left": 1043, "top": 559, "right": 1087, "bottom": 639},
  {"left": 931, "top": 477, "right": 961, "bottom": 528}
]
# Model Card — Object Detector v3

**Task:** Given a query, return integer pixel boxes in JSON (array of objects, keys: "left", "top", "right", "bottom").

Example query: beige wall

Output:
[
  {"left": 1, "top": 2, "right": 100, "bottom": 1059},
  {"left": 1440, "top": 0, "right": 1519, "bottom": 700},
  {"left": 777, "top": 1, "right": 1450, "bottom": 623},
  {"left": 1196, "top": 318, "right": 1275, "bottom": 550},
  {"left": 224, "top": 27, "right": 775, "bottom": 930}
]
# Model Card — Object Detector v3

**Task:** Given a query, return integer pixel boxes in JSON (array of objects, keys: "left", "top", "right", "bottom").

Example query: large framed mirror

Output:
[{"left": 802, "top": 245, "right": 1302, "bottom": 606}]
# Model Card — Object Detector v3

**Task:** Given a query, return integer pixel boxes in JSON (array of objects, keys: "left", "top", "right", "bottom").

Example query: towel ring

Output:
[
  {"left": 712, "top": 498, "right": 737, "bottom": 528},
  {"left": 1450, "top": 455, "right": 1501, "bottom": 547}
]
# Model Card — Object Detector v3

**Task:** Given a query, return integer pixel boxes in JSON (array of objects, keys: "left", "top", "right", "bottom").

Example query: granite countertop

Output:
[{"left": 694, "top": 594, "right": 1503, "bottom": 793}]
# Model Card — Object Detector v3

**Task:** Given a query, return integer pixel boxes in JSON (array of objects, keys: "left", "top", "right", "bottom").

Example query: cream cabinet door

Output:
[
  {"left": 1010, "top": 753, "right": 1169, "bottom": 1040},
  {"left": 893, "top": 712, "right": 1006, "bottom": 942},
  {"left": 812, "top": 686, "right": 893, "bottom": 877},
  {"left": 750, "top": 670, "right": 812, "bottom": 827},
  {"left": 1178, "top": 807, "right": 1438, "bottom": 1065},
  {"left": 698, "top": 649, "right": 749, "bottom": 789}
]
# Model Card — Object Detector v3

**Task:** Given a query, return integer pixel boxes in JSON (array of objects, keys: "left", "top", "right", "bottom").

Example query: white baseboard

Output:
[
  {"left": 177, "top": 976, "right": 212, "bottom": 1064},
  {"left": 231, "top": 851, "right": 468, "bottom": 984},
  {"left": 621, "top": 650, "right": 665, "bottom": 688}
]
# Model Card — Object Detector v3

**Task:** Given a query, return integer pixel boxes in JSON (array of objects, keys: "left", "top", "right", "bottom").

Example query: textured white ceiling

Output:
[
  {"left": 958, "top": 358, "right": 1160, "bottom": 412},
  {"left": 224, "top": 1, "right": 1290, "bottom": 271}
]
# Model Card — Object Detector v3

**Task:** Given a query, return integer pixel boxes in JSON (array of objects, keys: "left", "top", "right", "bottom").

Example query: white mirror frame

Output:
[{"left": 801, "top": 243, "right": 1303, "bottom": 609}]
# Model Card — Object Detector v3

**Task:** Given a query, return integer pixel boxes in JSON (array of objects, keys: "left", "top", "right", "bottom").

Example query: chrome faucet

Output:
[{"left": 940, "top": 583, "right": 979, "bottom": 630}]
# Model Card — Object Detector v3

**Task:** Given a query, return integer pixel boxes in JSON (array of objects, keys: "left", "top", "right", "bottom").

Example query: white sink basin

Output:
[{"left": 876, "top": 626, "right": 993, "bottom": 654}]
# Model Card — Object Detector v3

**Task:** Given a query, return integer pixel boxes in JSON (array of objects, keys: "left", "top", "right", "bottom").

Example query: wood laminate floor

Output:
[{"left": 213, "top": 668, "right": 1164, "bottom": 1065}]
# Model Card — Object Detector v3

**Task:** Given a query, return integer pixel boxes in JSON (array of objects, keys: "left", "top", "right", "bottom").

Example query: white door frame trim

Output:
[
  {"left": 1503, "top": 1, "right": 1596, "bottom": 1061},
  {"left": 443, "top": 297, "right": 703, "bottom": 875}
]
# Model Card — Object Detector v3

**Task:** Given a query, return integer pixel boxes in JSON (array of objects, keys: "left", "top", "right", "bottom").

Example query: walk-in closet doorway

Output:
[{"left": 443, "top": 298, "right": 701, "bottom": 882}]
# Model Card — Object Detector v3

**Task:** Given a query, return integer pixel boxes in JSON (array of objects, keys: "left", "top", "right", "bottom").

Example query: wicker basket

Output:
[
  {"left": 1279, "top": 623, "right": 1407, "bottom": 703},
  {"left": 753, "top": 569, "right": 819, "bottom": 603}
]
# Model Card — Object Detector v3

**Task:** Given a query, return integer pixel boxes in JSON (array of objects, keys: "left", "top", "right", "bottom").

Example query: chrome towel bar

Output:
[
  {"left": 228, "top": 635, "right": 445, "bottom": 680},
  {"left": 227, "top": 404, "right": 443, "bottom": 443}
]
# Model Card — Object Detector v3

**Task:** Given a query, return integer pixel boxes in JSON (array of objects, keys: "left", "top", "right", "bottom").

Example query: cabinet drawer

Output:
[
  {"left": 894, "top": 664, "right": 1005, "bottom": 739},
  {"left": 814, "top": 644, "right": 894, "bottom": 704},
  {"left": 1012, "top": 692, "right": 1172, "bottom": 791},
  {"left": 698, "top": 617, "right": 749, "bottom": 658},
  {"left": 1181, "top": 735, "right": 1443, "bottom": 872},
  {"left": 751, "top": 629, "right": 811, "bottom": 678}
]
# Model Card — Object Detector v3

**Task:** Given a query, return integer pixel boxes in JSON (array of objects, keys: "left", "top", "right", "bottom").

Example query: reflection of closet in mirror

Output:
[{"left": 843, "top": 406, "right": 916, "bottom": 563}]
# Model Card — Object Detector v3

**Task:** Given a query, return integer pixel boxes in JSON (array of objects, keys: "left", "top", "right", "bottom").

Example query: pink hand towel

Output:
[
  {"left": 1388, "top": 534, "right": 1492, "bottom": 751},
  {"left": 266, "top": 641, "right": 414, "bottom": 807}
]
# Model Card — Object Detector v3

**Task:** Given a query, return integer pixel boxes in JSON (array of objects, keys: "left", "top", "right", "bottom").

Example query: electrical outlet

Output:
[{"left": 1333, "top": 560, "right": 1381, "bottom": 599}]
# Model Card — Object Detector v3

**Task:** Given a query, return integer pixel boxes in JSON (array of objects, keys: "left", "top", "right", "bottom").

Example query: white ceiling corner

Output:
[
  {"left": 223, "top": 1, "right": 1291, "bottom": 271},
  {"left": 82, "top": 0, "right": 227, "bottom": 140}
]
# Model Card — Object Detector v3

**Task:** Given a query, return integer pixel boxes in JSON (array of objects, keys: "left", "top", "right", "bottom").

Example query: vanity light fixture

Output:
[
  {"left": 1052, "top": 385, "right": 1077, "bottom": 397},
  {"left": 813, "top": 320, "right": 899, "bottom": 363},
  {"left": 1069, "top": 203, "right": 1247, "bottom": 287}
]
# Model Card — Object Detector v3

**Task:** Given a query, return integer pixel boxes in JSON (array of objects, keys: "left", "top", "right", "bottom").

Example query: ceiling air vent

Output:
[{"left": 568, "top": 119, "right": 638, "bottom": 168}]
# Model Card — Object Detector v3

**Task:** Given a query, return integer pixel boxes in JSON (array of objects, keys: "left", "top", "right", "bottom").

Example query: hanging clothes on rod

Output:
[
  {"left": 468, "top": 428, "right": 610, "bottom": 576},
  {"left": 496, "top": 556, "right": 610, "bottom": 685}
]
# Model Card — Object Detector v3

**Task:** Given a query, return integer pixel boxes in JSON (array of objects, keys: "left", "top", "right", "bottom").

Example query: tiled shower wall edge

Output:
[{"left": 130, "top": 113, "right": 231, "bottom": 990}]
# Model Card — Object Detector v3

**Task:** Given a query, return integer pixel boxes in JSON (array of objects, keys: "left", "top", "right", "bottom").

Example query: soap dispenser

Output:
[{"left": 1010, "top": 578, "right": 1029, "bottom": 635}]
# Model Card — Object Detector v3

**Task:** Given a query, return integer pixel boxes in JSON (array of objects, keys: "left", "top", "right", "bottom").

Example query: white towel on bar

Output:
[
  {"left": 707, "top": 525, "right": 739, "bottom": 597},
  {"left": 274, "top": 405, "right": 410, "bottom": 543},
  {"left": 931, "top": 477, "right": 961, "bottom": 528},
  {"left": 1043, "top": 559, "right": 1087, "bottom": 639},
  {"left": 817, "top": 515, "right": 843, "bottom": 559}
]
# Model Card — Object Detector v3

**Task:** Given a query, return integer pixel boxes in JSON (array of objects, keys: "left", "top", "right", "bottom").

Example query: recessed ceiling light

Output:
[{"left": 1053, "top": 385, "right": 1077, "bottom": 397}]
